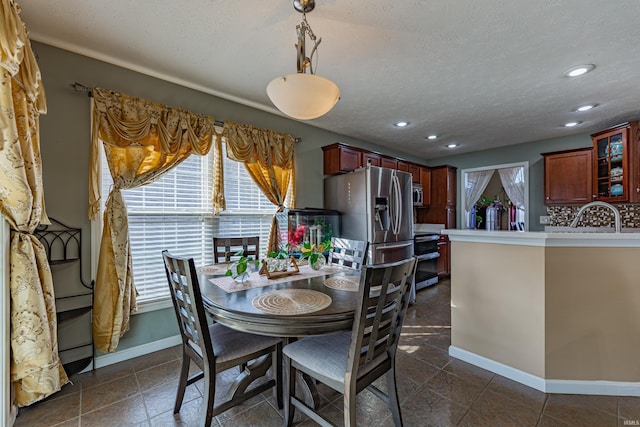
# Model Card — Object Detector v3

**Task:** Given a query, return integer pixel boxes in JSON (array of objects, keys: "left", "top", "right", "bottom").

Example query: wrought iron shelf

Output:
[{"left": 35, "top": 217, "right": 94, "bottom": 375}]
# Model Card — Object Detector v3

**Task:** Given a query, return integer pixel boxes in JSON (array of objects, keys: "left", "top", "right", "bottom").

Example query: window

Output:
[{"left": 99, "top": 142, "right": 274, "bottom": 308}]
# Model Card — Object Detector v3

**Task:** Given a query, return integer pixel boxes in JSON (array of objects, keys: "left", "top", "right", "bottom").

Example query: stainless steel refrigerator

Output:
[{"left": 324, "top": 166, "right": 414, "bottom": 264}]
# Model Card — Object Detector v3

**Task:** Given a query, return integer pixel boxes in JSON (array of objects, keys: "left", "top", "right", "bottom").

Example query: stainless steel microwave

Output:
[{"left": 412, "top": 183, "right": 424, "bottom": 206}]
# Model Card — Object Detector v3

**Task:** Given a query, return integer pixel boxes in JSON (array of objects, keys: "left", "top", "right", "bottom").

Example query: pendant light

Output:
[{"left": 267, "top": 0, "right": 340, "bottom": 120}]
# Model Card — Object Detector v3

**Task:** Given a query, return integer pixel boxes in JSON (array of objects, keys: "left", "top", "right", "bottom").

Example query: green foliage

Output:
[{"left": 225, "top": 250, "right": 258, "bottom": 276}]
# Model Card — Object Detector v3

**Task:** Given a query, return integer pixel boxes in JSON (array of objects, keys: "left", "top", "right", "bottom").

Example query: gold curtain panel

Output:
[
  {"left": 89, "top": 88, "right": 216, "bottom": 353},
  {"left": 1, "top": 0, "right": 69, "bottom": 407}
]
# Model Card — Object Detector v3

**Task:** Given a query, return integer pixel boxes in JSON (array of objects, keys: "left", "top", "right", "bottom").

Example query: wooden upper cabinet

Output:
[
  {"left": 380, "top": 157, "right": 397, "bottom": 169},
  {"left": 362, "top": 151, "right": 381, "bottom": 167},
  {"left": 408, "top": 163, "right": 421, "bottom": 183},
  {"left": 396, "top": 160, "right": 410, "bottom": 172},
  {"left": 420, "top": 167, "right": 431, "bottom": 206},
  {"left": 591, "top": 121, "right": 640, "bottom": 203},
  {"left": 419, "top": 165, "right": 456, "bottom": 228},
  {"left": 323, "top": 143, "right": 361, "bottom": 175},
  {"left": 542, "top": 147, "right": 593, "bottom": 205}
]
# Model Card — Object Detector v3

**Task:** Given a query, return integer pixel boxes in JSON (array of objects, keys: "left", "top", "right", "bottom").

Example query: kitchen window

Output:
[{"left": 97, "top": 142, "right": 274, "bottom": 310}]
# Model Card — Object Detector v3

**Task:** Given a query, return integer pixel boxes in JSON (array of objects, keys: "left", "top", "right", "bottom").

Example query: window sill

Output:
[{"left": 132, "top": 298, "right": 173, "bottom": 315}]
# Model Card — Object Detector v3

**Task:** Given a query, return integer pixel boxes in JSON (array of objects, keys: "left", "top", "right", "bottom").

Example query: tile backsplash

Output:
[{"left": 547, "top": 204, "right": 640, "bottom": 228}]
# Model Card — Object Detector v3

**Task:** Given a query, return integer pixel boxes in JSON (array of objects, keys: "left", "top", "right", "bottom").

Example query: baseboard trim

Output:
[
  {"left": 94, "top": 335, "right": 182, "bottom": 369},
  {"left": 449, "top": 346, "right": 640, "bottom": 397}
]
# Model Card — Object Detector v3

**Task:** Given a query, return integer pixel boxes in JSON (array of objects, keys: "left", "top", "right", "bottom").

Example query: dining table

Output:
[
  {"left": 198, "top": 262, "right": 362, "bottom": 408},
  {"left": 198, "top": 263, "right": 361, "bottom": 337}
]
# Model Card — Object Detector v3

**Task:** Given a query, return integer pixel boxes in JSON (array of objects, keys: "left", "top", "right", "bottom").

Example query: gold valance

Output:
[{"left": 88, "top": 87, "right": 216, "bottom": 220}]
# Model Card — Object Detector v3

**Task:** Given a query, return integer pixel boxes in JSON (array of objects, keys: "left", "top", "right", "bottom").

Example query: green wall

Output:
[
  {"left": 426, "top": 133, "right": 592, "bottom": 231},
  {"left": 34, "top": 40, "right": 593, "bottom": 355},
  {"left": 33, "top": 41, "right": 425, "bottom": 353}
]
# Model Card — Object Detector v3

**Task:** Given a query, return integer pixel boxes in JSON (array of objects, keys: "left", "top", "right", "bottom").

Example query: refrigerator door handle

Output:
[
  {"left": 389, "top": 172, "right": 397, "bottom": 235},
  {"left": 395, "top": 175, "right": 402, "bottom": 235}
]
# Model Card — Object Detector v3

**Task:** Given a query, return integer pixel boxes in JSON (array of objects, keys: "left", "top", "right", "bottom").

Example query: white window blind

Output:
[{"left": 100, "top": 142, "right": 275, "bottom": 306}]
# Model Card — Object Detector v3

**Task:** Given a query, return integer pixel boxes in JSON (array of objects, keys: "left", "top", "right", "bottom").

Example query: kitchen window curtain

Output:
[
  {"left": 464, "top": 169, "right": 494, "bottom": 212},
  {"left": 498, "top": 166, "right": 526, "bottom": 209},
  {"left": 88, "top": 88, "right": 215, "bottom": 352},
  {"left": 0, "top": 0, "right": 69, "bottom": 406},
  {"left": 221, "top": 121, "right": 296, "bottom": 254}
]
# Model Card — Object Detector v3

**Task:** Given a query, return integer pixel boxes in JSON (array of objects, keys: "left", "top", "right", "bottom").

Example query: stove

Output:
[{"left": 410, "top": 231, "right": 440, "bottom": 302}]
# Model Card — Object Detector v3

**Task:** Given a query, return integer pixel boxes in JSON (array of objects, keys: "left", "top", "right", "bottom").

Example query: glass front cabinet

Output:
[{"left": 592, "top": 121, "right": 640, "bottom": 203}]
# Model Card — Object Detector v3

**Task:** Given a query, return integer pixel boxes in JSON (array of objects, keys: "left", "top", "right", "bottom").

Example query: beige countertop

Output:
[{"left": 443, "top": 228, "right": 640, "bottom": 247}]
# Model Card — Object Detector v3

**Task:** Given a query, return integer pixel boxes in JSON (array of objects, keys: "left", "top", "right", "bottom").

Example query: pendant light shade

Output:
[
  {"left": 267, "top": 73, "right": 340, "bottom": 120},
  {"left": 267, "top": 1, "right": 340, "bottom": 120}
]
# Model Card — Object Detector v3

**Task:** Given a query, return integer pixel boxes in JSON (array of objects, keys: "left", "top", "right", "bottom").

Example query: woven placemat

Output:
[
  {"left": 323, "top": 276, "right": 360, "bottom": 292},
  {"left": 251, "top": 289, "right": 332, "bottom": 315}
]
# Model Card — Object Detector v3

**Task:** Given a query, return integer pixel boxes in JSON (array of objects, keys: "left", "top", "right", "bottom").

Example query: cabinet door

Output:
[
  {"left": 437, "top": 236, "right": 450, "bottom": 277},
  {"left": 380, "top": 157, "right": 397, "bottom": 169},
  {"left": 397, "top": 161, "right": 410, "bottom": 172},
  {"left": 593, "top": 127, "right": 628, "bottom": 202},
  {"left": 543, "top": 148, "right": 593, "bottom": 205},
  {"left": 408, "top": 164, "right": 421, "bottom": 183},
  {"left": 362, "top": 151, "right": 381, "bottom": 167},
  {"left": 323, "top": 144, "right": 361, "bottom": 175},
  {"left": 420, "top": 167, "right": 431, "bottom": 206},
  {"left": 420, "top": 166, "right": 456, "bottom": 228}
]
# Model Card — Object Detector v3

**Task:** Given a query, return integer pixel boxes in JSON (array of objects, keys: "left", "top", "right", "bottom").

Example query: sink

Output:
[{"left": 545, "top": 226, "right": 640, "bottom": 233}]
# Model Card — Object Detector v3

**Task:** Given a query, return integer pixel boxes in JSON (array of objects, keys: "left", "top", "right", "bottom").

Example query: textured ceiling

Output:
[{"left": 17, "top": 0, "right": 640, "bottom": 159}]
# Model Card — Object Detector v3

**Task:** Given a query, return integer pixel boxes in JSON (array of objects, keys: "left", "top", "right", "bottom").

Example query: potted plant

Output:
[
  {"left": 266, "top": 244, "right": 290, "bottom": 272},
  {"left": 298, "top": 240, "right": 333, "bottom": 270},
  {"left": 225, "top": 250, "right": 260, "bottom": 283}
]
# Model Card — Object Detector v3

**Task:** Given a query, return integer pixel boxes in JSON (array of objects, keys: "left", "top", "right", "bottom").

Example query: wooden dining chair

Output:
[
  {"left": 327, "top": 237, "right": 367, "bottom": 270},
  {"left": 283, "top": 257, "right": 417, "bottom": 427},
  {"left": 212, "top": 236, "right": 260, "bottom": 263},
  {"left": 162, "top": 250, "right": 282, "bottom": 426}
]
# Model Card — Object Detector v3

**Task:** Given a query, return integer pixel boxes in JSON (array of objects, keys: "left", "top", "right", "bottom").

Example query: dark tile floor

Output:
[{"left": 14, "top": 280, "right": 640, "bottom": 426}]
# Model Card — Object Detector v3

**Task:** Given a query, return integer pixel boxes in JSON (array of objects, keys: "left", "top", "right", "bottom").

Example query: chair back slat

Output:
[
  {"left": 163, "top": 250, "right": 215, "bottom": 363},
  {"left": 328, "top": 238, "right": 367, "bottom": 270},
  {"left": 213, "top": 237, "right": 260, "bottom": 264},
  {"left": 347, "top": 257, "right": 416, "bottom": 376}
]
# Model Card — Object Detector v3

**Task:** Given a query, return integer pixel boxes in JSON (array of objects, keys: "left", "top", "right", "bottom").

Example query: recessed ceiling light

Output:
[
  {"left": 574, "top": 104, "right": 596, "bottom": 112},
  {"left": 564, "top": 121, "right": 582, "bottom": 127},
  {"left": 394, "top": 121, "right": 409, "bottom": 127},
  {"left": 446, "top": 143, "right": 457, "bottom": 148},
  {"left": 426, "top": 135, "right": 438, "bottom": 140},
  {"left": 564, "top": 64, "right": 595, "bottom": 78}
]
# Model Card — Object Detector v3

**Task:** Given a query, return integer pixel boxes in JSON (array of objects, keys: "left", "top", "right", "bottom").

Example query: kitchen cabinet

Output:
[
  {"left": 418, "top": 165, "right": 456, "bottom": 228},
  {"left": 396, "top": 160, "right": 409, "bottom": 173},
  {"left": 408, "top": 163, "right": 421, "bottom": 183},
  {"left": 420, "top": 167, "right": 431, "bottom": 206},
  {"left": 362, "top": 151, "right": 381, "bottom": 167},
  {"left": 380, "top": 157, "right": 397, "bottom": 169},
  {"left": 437, "top": 235, "right": 450, "bottom": 277},
  {"left": 322, "top": 143, "right": 361, "bottom": 175},
  {"left": 542, "top": 147, "right": 592, "bottom": 205},
  {"left": 592, "top": 121, "right": 640, "bottom": 203}
]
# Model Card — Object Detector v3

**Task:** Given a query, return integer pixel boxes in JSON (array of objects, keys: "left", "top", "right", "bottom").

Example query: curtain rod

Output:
[{"left": 69, "top": 82, "right": 301, "bottom": 142}]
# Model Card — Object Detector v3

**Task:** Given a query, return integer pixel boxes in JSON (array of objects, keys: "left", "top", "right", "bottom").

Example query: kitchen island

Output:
[{"left": 443, "top": 229, "right": 640, "bottom": 396}]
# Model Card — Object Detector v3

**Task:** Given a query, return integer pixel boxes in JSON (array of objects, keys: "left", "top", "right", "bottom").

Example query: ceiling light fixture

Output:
[
  {"left": 446, "top": 144, "right": 457, "bottom": 148},
  {"left": 394, "top": 121, "right": 409, "bottom": 127},
  {"left": 266, "top": 0, "right": 340, "bottom": 120},
  {"left": 426, "top": 135, "right": 438, "bottom": 140},
  {"left": 574, "top": 104, "right": 596, "bottom": 112},
  {"left": 564, "top": 121, "right": 582, "bottom": 127},
  {"left": 564, "top": 64, "right": 595, "bottom": 78}
]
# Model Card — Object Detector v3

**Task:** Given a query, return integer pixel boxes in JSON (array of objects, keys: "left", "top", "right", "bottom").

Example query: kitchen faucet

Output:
[{"left": 569, "top": 201, "right": 621, "bottom": 233}]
